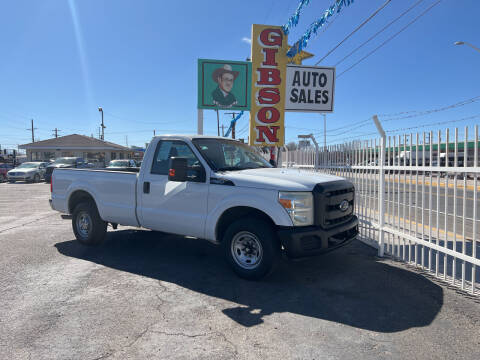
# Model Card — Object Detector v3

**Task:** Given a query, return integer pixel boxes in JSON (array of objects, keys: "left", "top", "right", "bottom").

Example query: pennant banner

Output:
[{"left": 287, "top": 0, "right": 356, "bottom": 58}]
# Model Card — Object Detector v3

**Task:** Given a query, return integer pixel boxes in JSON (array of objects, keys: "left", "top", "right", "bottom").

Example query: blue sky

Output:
[{"left": 0, "top": 0, "right": 479, "bottom": 150}]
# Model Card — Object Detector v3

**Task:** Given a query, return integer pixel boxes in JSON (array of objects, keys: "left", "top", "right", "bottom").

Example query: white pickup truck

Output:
[{"left": 50, "top": 135, "right": 358, "bottom": 279}]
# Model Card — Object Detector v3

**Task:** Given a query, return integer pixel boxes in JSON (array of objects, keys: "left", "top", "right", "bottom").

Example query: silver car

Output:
[{"left": 7, "top": 162, "right": 49, "bottom": 183}]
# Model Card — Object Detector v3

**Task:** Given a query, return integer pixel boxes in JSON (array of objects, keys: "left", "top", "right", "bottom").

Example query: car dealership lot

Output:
[{"left": 1, "top": 182, "right": 479, "bottom": 360}]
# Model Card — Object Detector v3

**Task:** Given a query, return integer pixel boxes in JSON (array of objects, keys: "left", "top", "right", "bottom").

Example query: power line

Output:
[
  {"left": 334, "top": 0, "right": 426, "bottom": 67},
  {"left": 314, "top": 94, "right": 480, "bottom": 138},
  {"left": 326, "top": 113, "right": 480, "bottom": 145},
  {"left": 311, "top": 118, "right": 371, "bottom": 136},
  {"left": 315, "top": 0, "right": 392, "bottom": 65},
  {"left": 380, "top": 95, "right": 480, "bottom": 122},
  {"left": 337, "top": 0, "right": 442, "bottom": 78},
  {"left": 386, "top": 114, "right": 480, "bottom": 134}
]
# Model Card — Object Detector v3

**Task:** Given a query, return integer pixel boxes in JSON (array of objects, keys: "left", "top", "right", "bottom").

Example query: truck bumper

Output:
[{"left": 277, "top": 216, "right": 358, "bottom": 259}]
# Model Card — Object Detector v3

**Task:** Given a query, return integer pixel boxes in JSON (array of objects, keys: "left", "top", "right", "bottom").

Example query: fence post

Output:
[{"left": 373, "top": 115, "right": 386, "bottom": 257}]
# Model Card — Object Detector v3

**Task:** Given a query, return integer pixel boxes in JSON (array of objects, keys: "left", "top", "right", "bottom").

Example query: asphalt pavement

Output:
[{"left": 1, "top": 182, "right": 480, "bottom": 359}]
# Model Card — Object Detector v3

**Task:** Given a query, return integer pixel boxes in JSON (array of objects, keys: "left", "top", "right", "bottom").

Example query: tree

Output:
[{"left": 285, "top": 141, "right": 297, "bottom": 151}]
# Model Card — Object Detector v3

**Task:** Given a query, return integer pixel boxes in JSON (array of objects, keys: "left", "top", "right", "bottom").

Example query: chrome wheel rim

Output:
[
  {"left": 231, "top": 231, "right": 263, "bottom": 270},
  {"left": 76, "top": 211, "right": 92, "bottom": 238}
]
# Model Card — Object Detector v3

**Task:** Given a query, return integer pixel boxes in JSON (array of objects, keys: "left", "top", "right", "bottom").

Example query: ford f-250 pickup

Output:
[{"left": 50, "top": 135, "right": 358, "bottom": 280}]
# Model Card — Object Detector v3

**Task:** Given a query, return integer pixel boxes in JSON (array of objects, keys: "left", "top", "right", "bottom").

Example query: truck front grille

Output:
[{"left": 313, "top": 180, "right": 355, "bottom": 228}]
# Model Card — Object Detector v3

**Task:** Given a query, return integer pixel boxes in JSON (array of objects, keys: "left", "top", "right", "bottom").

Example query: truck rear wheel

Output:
[
  {"left": 222, "top": 217, "right": 279, "bottom": 280},
  {"left": 72, "top": 201, "right": 107, "bottom": 246}
]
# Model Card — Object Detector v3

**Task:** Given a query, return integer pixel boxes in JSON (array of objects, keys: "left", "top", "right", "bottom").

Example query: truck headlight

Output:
[{"left": 278, "top": 191, "right": 314, "bottom": 226}]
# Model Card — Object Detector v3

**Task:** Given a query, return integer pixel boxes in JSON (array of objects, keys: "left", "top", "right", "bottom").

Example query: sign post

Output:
[{"left": 197, "top": 109, "right": 203, "bottom": 135}]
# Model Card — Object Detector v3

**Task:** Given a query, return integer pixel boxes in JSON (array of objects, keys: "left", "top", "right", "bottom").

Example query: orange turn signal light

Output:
[{"left": 279, "top": 198, "right": 292, "bottom": 209}]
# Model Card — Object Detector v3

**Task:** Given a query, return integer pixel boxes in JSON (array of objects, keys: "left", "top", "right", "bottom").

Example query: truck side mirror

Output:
[{"left": 168, "top": 157, "right": 188, "bottom": 182}]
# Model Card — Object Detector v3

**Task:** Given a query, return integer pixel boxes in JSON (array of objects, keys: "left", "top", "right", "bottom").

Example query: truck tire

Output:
[
  {"left": 222, "top": 217, "right": 279, "bottom": 280},
  {"left": 72, "top": 201, "right": 107, "bottom": 246}
]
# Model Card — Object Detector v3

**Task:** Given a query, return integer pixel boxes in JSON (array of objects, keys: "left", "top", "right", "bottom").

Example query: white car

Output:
[
  {"left": 106, "top": 159, "right": 138, "bottom": 170},
  {"left": 50, "top": 135, "right": 358, "bottom": 280},
  {"left": 7, "top": 162, "right": 48, "bottom": 183}
]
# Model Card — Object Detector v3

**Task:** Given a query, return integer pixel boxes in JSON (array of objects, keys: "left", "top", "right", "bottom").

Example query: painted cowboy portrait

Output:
[{"left": 211, "top": 64, "right": 239, "bottom": 108}]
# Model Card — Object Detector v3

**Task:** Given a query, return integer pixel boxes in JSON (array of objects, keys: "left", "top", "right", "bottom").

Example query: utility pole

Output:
[
  {"left": 98, "top": 107, "right": 105, "bottom": 140},
  {"left": 216, "top": 109, "right": 220, "bottom": 136},
  {"left": 98, "top": 127, "right": 101, "bottom": 139},
  {"left": 27, "top": 119, "right": 37, "bottom": 143},
  {"left": 153, "top": 129, "right": 156, "bottom": 136},
  {"left": 225, "top": 112, "right": 238, "bottom": 139},
  {"left": 323, "top": 114, "right": 326, "bottom": 151},
  {"left": 220, "top": 124, "right": 225, "bottom": 137},
  {"left": 51, "top": 128, "right": 61, "bottom": 138},
  {"left": 125, "top": 135, "right": 129, "bottom": 147}
]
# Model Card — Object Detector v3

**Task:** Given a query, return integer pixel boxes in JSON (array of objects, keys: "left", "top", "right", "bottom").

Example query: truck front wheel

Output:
[
  {"left": 222, "top": 218, "right": 279, "bottom": 280},
  {"left": 72, "top": 202, "right": 107, "bottom": 246}
]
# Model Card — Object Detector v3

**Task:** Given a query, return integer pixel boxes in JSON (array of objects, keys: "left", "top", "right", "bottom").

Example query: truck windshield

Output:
[{"left": 192, "top": 139, "right": 272, "bottom": 171}]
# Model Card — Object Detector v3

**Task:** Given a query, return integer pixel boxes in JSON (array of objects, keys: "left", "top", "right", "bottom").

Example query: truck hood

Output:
[{"left": 214, "top": 168, "right": 345, "bottom": 191}]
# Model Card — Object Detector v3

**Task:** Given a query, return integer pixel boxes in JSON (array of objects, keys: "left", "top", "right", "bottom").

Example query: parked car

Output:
[
  {"left": 106, "top": 159, "right": 138, "bottom": 170},
  {"left": 50, "top": 135, "right": 358, "bottom": 280},
  {"left": 7, "top": 162, "right": 49, "bottom": 183},
  {"left": 0, "top": 163, "right": 14, "bottom": 182},
  {"left": 45, "top": 157, "right": 86, "bottom": 183}
]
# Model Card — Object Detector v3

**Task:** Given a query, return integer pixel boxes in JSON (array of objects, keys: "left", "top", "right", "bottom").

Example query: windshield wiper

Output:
[{"left": 216, "top": 166, "right": 242, "bottom": 171}]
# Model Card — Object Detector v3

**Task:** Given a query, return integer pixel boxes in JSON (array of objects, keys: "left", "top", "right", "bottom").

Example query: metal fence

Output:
[{"left": 279, "top": 126, "right": 480, "bottom": 295}]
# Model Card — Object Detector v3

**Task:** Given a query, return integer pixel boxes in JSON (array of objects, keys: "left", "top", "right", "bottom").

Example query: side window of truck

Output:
[{"left": 151, "top": 140, "right": 201, "bottom": 176}]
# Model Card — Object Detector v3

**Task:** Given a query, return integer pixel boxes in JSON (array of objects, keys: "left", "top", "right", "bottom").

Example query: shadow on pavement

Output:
[{"left": 55, "top": 229, "right": 443, "bottom": 332}]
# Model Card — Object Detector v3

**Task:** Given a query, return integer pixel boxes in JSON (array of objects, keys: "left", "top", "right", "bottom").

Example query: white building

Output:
[{"left": 19, "top": 134, "right": 134, "bottom": 167}]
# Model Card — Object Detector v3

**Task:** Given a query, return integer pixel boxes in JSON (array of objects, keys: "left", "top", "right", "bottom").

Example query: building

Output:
[{"left": 19, "top": 134, "right": 134, "bottom": 167}]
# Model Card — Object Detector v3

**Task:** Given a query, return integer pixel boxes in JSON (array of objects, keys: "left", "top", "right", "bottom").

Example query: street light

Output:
[
  {"left": 98, "top": 107, "right": 105, "bottom": 140},
  {"left": 298, "top": 134, "right": 319, "bottom": 170},
  {"left": 454, "top": 41, "right": 480, "bottom": 53}
]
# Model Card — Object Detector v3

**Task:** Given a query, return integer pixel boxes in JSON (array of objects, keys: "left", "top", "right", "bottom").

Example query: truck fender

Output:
[
  {"left": 66, "top": 183, "right": 103, "bottom": 218},
  {"left": 204, "top": 194, "right": 293, "bottom": 242}
]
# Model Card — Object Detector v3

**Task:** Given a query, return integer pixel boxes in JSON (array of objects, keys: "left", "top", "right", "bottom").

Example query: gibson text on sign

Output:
[{"left": 249, "top": 24, "right": 288, "bottom": 146}]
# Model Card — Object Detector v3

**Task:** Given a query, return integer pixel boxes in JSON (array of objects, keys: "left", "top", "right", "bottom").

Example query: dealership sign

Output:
[
  {"left": 285, "top": 65, "right": 335, "bottom": 112},
  {"left": 249, "top": 24, "right": 288, "bottom": 147},
  {"left": 198, "top": 59, "right": 251, "bottom": 111}
]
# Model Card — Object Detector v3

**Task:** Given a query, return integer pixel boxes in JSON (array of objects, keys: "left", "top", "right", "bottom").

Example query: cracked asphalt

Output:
[{"left": 1, "top": 182, "right": 479, "bottom": 359}]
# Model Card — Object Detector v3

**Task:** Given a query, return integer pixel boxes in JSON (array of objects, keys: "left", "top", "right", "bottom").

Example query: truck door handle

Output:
[{"left": 143, "top": 181, "right": 150, "bottom": 194}]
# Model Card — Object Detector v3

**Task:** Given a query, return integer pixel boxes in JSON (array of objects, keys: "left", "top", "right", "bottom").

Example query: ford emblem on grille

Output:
[{"left": 339, "top": 200, "right": 349, "bottom": 212}]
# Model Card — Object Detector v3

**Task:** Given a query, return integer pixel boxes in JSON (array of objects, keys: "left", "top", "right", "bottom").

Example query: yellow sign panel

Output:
[{"left": 249, "top": 24, "right": 288, "bottom": 147}]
